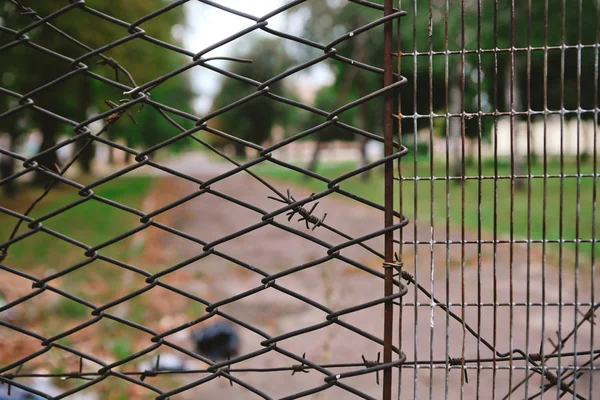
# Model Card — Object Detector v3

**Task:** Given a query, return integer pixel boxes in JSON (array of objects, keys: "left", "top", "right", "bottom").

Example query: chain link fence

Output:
[{"left": 0, "top": 0, "right": 598, "bottom": 399}]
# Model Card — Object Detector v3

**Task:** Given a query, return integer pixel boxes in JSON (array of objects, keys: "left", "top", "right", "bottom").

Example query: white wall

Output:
[{"left": 494, "top": 116, "right": 600, "bottom": 157}]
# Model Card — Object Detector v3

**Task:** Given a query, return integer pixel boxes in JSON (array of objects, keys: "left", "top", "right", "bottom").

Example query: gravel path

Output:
[{"left": 142, "top": 153, "right": 599, "bottom": 399}]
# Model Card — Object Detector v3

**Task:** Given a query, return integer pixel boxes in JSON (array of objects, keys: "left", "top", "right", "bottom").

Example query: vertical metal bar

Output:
[
  {"left": 573, "top": 0, "right": 583, "bottom": 396},
  {"left": 443, "top": 0, "right": 451, "bottom": 397},
  {"left": 411, "top": 0, "right": 419, "bottom": 398},
  {"left": 475, "top": 0, "right": 483, "bottom": 396},
  {"left": 427, "top": 0, "right": 436, "bottom": 399},
  {"left": 492, "top": 0, "right": 499, "bottom": 397},
  {"left": 459, "top": 0, "right": 466, "bottom": 397},
  {"left": 524, "top": 0, "right": 533, "bottom": 398},
  {"left": 557, "top": 0, "right": 567, "bottom": 393},
  {"left": 508, "top": 0, "right": 516, "bottom": 393},
  {"left": 396, "top": 1, "right": 405, "bottom": 398},
  {"left": 590, "top": 3, "right": 599, "bottom": 398},
  {"left": 383, "top": 0, "right": 395, "bottom": 399},
  {"left": 540, "top": 0, "right": 549, "bottom": 395}
]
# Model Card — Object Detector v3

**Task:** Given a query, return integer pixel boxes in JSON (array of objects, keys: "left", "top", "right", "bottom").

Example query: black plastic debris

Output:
[{"left": 191, "top": 322, "right": 240, "bottom": 361}]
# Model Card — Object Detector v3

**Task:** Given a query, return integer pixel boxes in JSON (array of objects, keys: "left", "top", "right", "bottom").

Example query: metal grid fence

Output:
[
  {"left": 0, "top": 0, "right": 598, "bottom": 399},
  {"left": 394, "top": 0, "right": 598, "bottom": 399}
]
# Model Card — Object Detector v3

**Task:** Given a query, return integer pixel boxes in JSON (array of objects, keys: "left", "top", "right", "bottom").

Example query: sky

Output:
[
  {"left": 180, "top": 0, "right": 333, "bottom": 113},
  {"left": 182, "top": 0, "right": 287, "bottom": 54}
]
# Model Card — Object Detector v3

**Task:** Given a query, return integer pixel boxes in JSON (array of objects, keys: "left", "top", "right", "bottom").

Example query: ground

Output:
[
  {"left": 0, "top": 152, "right": 598, "bottom": 399},
  {"left": 136, "top": 153, "right": 600, "bottom": 399}
]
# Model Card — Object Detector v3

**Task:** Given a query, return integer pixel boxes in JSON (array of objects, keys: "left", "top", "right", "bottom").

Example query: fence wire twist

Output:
[{"left": 0, "top": 0, "right": 598, "bottom": 399}]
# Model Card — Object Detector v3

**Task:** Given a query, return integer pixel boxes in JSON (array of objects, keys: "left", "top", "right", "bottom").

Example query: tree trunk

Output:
[
  {"left": 234, "top": 143, "right": 245, "bottom": 159},
  {"left": 469, "top": 137, "right": 477, "bottom": 166},
  {"left": 505, "top": 56, "right": 525, "bottom": 191},
  {"left": 34, "top": 114, "right": 59, "bottom": 186},
  {"left": 508, "top": 2, "right": 525, "bottom": 190},
  {"left": 77, "top": 81, "right": 94, "bottom": 174},
  {"left": 450, "top": 70, "right": 463, "bottom": 180},
  {"left": 358, "top": 136, "right": 369, "bottom": 180},
  {"left": 355, "top": 42, "right": 370, "bottom": 181},
  {"left": 306, "top": 139, "right": 323, "bottom": 176},
  {"left": 107, "top": 144, "right": 115, "bottom": 165},
  {"left": 307, "top": 16, "right": 364, "bottom": 174},
  {"left": 0, "top": 135, "right": 16, "bottom": 197},
  {"left": 124, "top": 143, "right": 133, "bottom": 164},
  {"left": 78, "top": 140, "right": 95, "bottom": 174}
]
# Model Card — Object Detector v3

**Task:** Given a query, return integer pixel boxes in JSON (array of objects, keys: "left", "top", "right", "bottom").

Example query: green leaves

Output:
[
  {"left": 0, "top": 0, "right": 193, "bottom": 152},
  {"left": 210, "top": 38, "right": 296, "bottom": 152}
]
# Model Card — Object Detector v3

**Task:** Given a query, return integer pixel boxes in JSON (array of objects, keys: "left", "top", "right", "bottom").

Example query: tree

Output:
[
  {"left": 209, "top": 38, "right": 296, "bottom": 157},
  {"left": 289, "top": 1, "right": 460, "bottom": 173},
  {"left": 290, "top": 0, "right": 598, "bottom": 179},
  {"left": 0, "top": 0, "right": 193, "bottom": 187}
]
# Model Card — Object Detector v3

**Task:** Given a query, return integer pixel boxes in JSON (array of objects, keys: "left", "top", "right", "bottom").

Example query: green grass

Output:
[
  {"left": 111, "top": 338, "right": 134, "bottom": 359},
  {"left": 255, "top": 159, "right": 599, "bottom": 264},
  {"left": 0, "top": 176, "right": 155, "bottom": 375},
  {"left": 55, "top": 297, "right": 89, "bottom": 319},
  {"left": 0, "top": 175, "right": 197, "bottom": 397},
  {"left": 0, "top": 176, "right": 154, "bottom": 270}
]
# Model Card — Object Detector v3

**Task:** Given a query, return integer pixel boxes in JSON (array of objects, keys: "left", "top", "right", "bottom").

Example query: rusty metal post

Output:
[{"left": 383, "top": 0, "right": 395, "bottom": 398}]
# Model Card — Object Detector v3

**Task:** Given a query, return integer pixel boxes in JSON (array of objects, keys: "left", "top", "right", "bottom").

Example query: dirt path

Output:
[{"left": 140, "top": 153, "right": 599, "bottom": 399}]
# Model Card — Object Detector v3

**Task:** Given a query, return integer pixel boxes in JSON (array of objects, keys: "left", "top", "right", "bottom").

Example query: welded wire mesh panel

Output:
[
  {"left": 394, "top": 0, "right": 599, "bottom": 399},
  {"left": 0, "top": 0, "right": 408, "bottom": 399}
]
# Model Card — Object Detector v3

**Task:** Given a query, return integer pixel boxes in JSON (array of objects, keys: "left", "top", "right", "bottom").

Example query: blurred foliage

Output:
[
  {"left": 0, "top": 0, "right": 193, "bottom": 178},
  {"left": 56, "top": 297, "right": 88, "bottom": 319},
  {"left": 1, "top": 0, "right": 597, "bottom": 170},
  {"left": 257, "top": 158, "right": 600, "bottom": 261},
  {"left": 209, "top": 38, "right": 297, "bottom": 156},
  {"left": 291, "top": 0, "right": 599, "bottom": 142}
]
